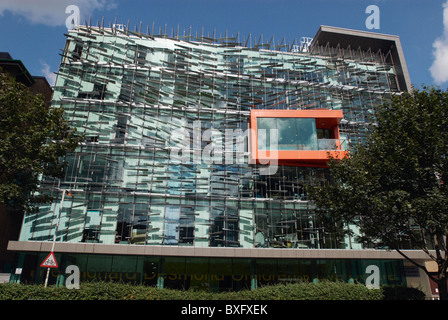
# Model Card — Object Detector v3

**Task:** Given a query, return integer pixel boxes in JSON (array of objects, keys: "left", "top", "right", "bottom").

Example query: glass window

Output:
[
  {"left": 85, "top": 254, "right": 113, "bottom": 281},
  {"left": 179, "top": 205, "right": 195, "bottom": 245},
  {"left": 140, "top": 257, "right": 159, "bottom": 286},
  {"left": 256, "top": 259, "right": 277, "bottom": 286},
  {"left": 257, "top": 118, "right": 276, "bottom": 150},
  {"left": 257, "top": 118, "right": 318, "bottom": 151},
  {"left": 296, "top": 118, "right": 318, "bottom": 150},
  {"left": 72, "top": 43, "right": 83, "bottom": 60},
  {"left": 208, "top": 258, "right": 233, "bottom": 292},
  {"left": 315, "top": 259, "right": 345, "bottom": 282},
  {"left": 163, "top": 257, "right": 186, "bottom": 290},
  {"left": 163, "top": 206, "right": 180, "bottom": 245},
  {"left": 111, "top": 256, "right": 139, "bottom": 283},
  {"left": 186, "top": 257, "right": 209, "bottom": 290},
  {"left": 317, "top": 128, "right": 332, "bottom": 139},
  {"left": 277, "top": 118, "right": 298, "bottom": 150},
  {"left": 232, "top": 259, "right": 252, "bottom": 291},
  {"left": 297, "top": 260, "right": 313, "bottom": 282},
  {"left": 278, "top": 259, "right": 300, "bottom": 282}
]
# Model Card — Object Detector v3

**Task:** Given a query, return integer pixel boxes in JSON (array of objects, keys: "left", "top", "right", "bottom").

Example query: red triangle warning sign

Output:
[{"left": 40, "top": 252, "right": 58, "bottom": 268}]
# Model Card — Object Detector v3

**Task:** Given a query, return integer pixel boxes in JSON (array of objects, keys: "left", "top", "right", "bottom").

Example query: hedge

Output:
[{"left": 0, "top": 281, "right": 424, "bottom": 300}]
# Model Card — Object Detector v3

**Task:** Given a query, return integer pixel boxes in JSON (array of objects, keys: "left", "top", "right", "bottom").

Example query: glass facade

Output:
[
  {"left": 258, "top": 118, "right": 318, "bottom": 151},
  {"left": 12, "top": 252, "right": 406, "bottom": 290},
  {"left": 20, "top": 25, "right": 400, "bottom": 250},
  {"left": 11, "top": 24, "right": 411, "bottom": 289}
]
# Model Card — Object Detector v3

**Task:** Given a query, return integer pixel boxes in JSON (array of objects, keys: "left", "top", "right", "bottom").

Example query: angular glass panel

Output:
[
  {"left": 296, "top": 118, "right": 318, "bottom": 150},
  {"left": 257, "top": 118, "right": 276, "bottom": 150},
  {"left": 318, "top": 139, "right": 339, "bottom": 150},
  {"left": 277, "top": 118, "right": 298, "bottom": 150},
  {"left": 257, "top": 117, "right": 318, "bottom": 150},
  {"left": 163, "top": 206, "right": 180, "bottom": 245}
]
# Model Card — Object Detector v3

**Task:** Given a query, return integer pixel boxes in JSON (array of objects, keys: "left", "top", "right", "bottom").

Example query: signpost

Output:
[
  {"left": 42, "top": 189, "right": 74, "bottom": 287},
  {"left": 40, "top": 252, "right": 58, "bottom": 268}
]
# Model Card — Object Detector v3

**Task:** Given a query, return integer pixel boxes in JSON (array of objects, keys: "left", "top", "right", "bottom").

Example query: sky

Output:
[{"left": 0, "top": 0, "right": 447, "bottom": 90}]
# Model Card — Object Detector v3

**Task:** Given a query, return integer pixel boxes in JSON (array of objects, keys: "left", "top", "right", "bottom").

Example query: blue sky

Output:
[{"left": 0, "top": 0, "right": 447, "bottom": 90}]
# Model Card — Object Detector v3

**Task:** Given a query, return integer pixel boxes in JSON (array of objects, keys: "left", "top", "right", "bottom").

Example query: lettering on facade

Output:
[{"left": 36, "top": 268, "right": 395, "bottom": 288}]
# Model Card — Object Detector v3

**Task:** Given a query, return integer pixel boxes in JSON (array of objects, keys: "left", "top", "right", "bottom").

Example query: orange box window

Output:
[{"left": 250, "top": 109, "right": 348, "bottom": 167}]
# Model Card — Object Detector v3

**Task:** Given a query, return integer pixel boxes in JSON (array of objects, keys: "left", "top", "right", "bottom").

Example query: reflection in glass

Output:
[
  {"left": 257, "top": 118, "right": 318, "bottom": 150},
  {"left": 277, "top": 118, "right": 298, "bottom": 150},
  {"left": 164, "top": 206, "right": 180, "bottom": 245},
  {"left": 297, "top": 118, "right": 318, "bottom": 150},
  {"left": 257, "top": 118, "right": 275, "bottom": 150}
]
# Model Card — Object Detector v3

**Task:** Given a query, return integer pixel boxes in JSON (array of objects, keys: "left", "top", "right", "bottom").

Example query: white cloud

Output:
[
  {"left": 430, "top": 0, "right": 448, "bottom": 85},
  {"left": 40, "top": 61, "right": 57, "bottom": 87},
  {"left": 0, "top": 0, "right": 117, "bottom": 26}
]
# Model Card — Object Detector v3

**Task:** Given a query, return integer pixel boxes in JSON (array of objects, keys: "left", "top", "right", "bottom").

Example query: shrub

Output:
[
  {"left": 381, "top": 285, "right": 426, "bottom": 300},
  {"left": 0, "top": 281, "right": 388, "bottom": 300},
  {"left": 239, "top": 282, "right": 383, "bottom": 300}
]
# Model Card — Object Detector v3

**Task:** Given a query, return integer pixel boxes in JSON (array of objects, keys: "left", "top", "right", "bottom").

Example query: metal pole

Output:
[{"left": 44, "top": 189, "right": 66, "bottom": 288}]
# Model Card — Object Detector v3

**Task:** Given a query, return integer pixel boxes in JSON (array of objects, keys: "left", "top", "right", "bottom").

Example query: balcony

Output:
[
  {"left": 250, "top": 109, "right": 349, "bottom": 167},
  {"left": 318, "top": 138, "right": 347, "bottom": 151}
]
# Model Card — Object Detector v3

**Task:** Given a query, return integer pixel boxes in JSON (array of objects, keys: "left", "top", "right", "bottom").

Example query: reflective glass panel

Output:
[
  {"left": 277, "top": 118, "right": 298, "bottom": 150},
  {"left": 297, "top": 118, "right": 318, "bottom": 150},
  {"left": 257, "top": 118, "right": 318, "bottom": 150}
]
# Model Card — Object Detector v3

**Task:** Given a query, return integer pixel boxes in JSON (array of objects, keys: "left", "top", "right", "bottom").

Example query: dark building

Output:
[
  {"left": 0, "top": 52, "right": 53, "bottom": 282},
  {"left": 0, "top": 52, "right": 53, "bottom": 105}
]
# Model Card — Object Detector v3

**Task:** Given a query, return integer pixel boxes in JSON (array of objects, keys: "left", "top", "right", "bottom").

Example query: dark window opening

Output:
[
  {"left": 73, "top": 43, "right": 83, "bottom": 60},
  {"left": 317, "top": 128, "right": 332, "bottom": 139},
  {"left": 114, "top": 115, "right": 129, "bottom": 144},
  {"left": 87, "top": 136, "right": 99, "bottom": 143},
  {"left": 92, "top": 83, "right": 106, "bottom": 100},
  {"left": 78, "top": 83, "right": 107, "bottom": 100}
]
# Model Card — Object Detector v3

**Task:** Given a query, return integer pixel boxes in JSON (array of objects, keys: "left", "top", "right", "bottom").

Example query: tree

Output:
[
  {"left": 0, "top": 70, "right": 82, "bottom": 213},
  {"left": 309, "top": 86, "right": 448, "bottom": 299}
]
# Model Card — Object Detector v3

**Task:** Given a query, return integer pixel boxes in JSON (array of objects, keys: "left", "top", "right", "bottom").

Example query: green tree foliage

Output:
[
  {"left": 0, "top": 70, "right": 82, "bottom": 213},
  {"left": 309, "top": 86, "right": 448, "bottom": 299}
]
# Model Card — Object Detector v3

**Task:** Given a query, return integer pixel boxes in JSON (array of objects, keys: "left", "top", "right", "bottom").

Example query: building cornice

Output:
[
  {"left": 8, "top": 240, "right": 432, "bottom": 261},
  {"left": 311, "top": 25, "right": 412, "bottom": 92}
]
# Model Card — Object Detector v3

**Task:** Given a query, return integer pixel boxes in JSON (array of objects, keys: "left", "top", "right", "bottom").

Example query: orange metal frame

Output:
[{"left": 249, "top": 109, "right": 349, "bottom": 167}]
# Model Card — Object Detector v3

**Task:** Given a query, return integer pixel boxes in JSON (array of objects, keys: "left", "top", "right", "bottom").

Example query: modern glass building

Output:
[{"left": 7, "top": 24, "right": 432, "bottom": 294}]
